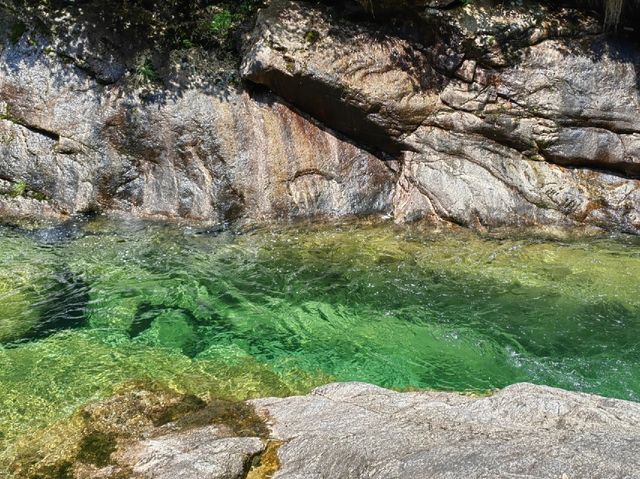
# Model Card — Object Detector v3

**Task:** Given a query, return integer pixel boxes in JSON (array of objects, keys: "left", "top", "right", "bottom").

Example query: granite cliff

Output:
[{"left": 0, "top": 0, "right": 639, "bottom": 232}]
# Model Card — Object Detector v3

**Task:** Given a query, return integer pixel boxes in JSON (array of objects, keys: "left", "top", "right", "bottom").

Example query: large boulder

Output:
[
  {"left": 250, "top": 382, "right": 640, "bottom": 478},
  {"left": 16, "top": 382, "right": 639, "bottom": 478},
  {"left": 242, "top": 0, "right": 640, "bottom": 232}
]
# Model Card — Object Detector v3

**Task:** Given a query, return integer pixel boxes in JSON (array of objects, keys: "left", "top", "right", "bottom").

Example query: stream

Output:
[{"left": 1, "top": 217, "right": 639, "bottom": 460}]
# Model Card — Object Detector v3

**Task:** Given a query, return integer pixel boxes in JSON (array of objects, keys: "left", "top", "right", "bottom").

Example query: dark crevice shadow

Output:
[{"left": 246, "top": 82, "right": 405, "bottom": 164}]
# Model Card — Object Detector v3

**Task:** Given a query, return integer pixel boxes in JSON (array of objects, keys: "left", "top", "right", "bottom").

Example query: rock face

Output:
[
  {"left": 242, "top": 0, "right": 640, "bottom": 233},
  {"left": 0, "top": 10, "right": 394, "bottom": 224},
  {"left": 1, "top": 0, "right": 640, "bottom": 232},
  {"left": 0, "top": 52, "right": 394, "bottom": 223},
  {"left": 84, "top": 382, "right": 640, "bottom": 479}
]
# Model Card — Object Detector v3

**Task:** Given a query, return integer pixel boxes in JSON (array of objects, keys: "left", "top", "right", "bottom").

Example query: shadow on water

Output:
[
  {"left": 0, "top": 216, "right": 94, "bottom": 246},
  {"left": 5, "top": 269, "right": 90, "bottom": 346}
]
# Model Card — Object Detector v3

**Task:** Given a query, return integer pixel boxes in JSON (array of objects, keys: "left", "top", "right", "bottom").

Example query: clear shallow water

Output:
[{"left": 1, "top": 218, "right": 640, "bottom": 458}]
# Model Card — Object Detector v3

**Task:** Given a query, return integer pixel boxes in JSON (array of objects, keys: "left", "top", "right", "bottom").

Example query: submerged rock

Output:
[
  {"left": 0, "top": 286, "right": 39, "bottom": 343},
  {"left": 6, "top": 385, "right": 271, "bottom": 479}
]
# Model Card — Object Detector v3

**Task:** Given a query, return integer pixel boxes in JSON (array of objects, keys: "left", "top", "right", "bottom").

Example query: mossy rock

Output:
[{"left": 6, "top": 384, "right": 270, "bottom": 478}]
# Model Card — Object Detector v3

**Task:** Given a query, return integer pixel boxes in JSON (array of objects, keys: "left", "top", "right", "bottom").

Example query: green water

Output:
[{"left": 1, "top": 218, "right": 640, "bottom": 462}]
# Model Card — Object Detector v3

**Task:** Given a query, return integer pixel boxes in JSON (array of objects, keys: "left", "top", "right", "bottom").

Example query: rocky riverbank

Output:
[
  {"left": 2, "top": 2, "right": 640, "bottom": 477},
  {"left": 0, "top": 0, "right": 639, "bottom": 232},
  {"left": 9, "top": 382, "right": 640, "bottom": 478}
]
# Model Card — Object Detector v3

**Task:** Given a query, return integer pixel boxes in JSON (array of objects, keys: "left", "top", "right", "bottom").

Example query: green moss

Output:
[
  {"left": 30, "top": 191, "right": 47, "bottom": 202},
  {"left": 10, "top": 180, "right": 27, "bottom": 198},
  {"left": 76, "top": 431, "right": 117, "bottom": 467},
  {"left": 304, "top": 30, "right": 320, "bottom": 44}
]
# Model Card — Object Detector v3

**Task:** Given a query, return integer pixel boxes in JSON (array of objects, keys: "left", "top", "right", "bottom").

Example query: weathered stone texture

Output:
[
  {"left": 242, "top": 0, "right": 640, "bottom": 233},
  {"left": 250, "top": 382, "right": 640, "bottom": 479},
  {"left": 83, "top": 382, "right": 640, "bottom": 478},
  {"left": 0, "top": 38, "right": 394, "bottom": 223},
  {"left": 1, "top": 0, "right": 640, "bottom": 232}
]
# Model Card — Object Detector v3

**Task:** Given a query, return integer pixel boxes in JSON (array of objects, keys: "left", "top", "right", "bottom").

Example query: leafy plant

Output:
[
  {"left": 136, "top": 59, "right": 159, "bottom": 83},
  {"left": 209, "top": 9, "right": 235, "bottom": 36}
]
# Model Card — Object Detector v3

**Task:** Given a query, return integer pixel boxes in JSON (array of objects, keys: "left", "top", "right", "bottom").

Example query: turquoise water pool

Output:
[{"left": 1, "top": 217, "right": 639, "bottom": 467}]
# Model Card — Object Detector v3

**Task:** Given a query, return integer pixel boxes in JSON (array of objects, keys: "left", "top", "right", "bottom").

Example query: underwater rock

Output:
[
  {"left": 134, "top": 309, "right": 202, "bottom": 357},
  {"left": 0, "top": 287, "right": 39, "bottom": 343},
  {"left": 7, "top": 386, "right": 270, "bottom": 479},
  {"left": 20, "top": 270, "right": 90, "bottom": 342},
  {"left": 0, "top": 269, "right": 90, "bottom": 345},
  {"left": 0, "top": 264, "right": 85, "bottom": 344}
]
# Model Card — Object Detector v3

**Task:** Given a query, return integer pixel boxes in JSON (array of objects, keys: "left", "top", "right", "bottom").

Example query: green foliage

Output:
[
  {"left": 135, "top": 59, "right": 159, "bottom": 83},
  {"left": 3, "top": 0, "right": 264, "bottom": 61},
  {"left": 209, "top": 9, "right": 235, "bottom": 36},
  {"left": 202, "top": 1, "right": 263, "bottom": 47}
]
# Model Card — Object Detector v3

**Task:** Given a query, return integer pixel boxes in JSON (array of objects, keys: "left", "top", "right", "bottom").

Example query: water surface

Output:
[{"left": 1, "top": 218, "right": 639, "bottom": 462}]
